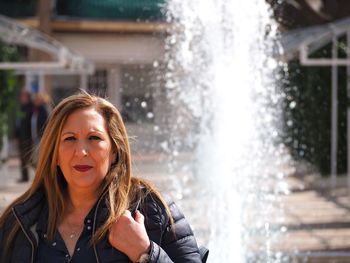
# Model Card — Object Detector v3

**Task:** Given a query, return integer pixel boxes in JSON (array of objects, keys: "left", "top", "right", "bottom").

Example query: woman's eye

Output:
[
  {"left": 89, "top": 135, "right": 101, "bottom": 141},
  {"left": 64, "top": 136, "right": 76, "bottom": 141}
]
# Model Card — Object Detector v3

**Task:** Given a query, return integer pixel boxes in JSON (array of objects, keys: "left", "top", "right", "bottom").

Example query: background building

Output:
[{"left": 1, "top": 0, "right": 172, "bottom": 152}]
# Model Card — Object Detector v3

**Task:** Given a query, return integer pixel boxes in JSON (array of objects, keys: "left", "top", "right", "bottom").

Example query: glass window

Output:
[
  {"left": 88, "top": 69, "right": 108, "bottom": 97},
  {"left": 120, "top": 65, "right": 155, "bottom": 123}
]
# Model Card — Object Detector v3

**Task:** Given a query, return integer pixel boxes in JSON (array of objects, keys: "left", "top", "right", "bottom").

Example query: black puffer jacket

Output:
[{"left": 0, "top": 189, "right": 202, "bottom": 263}]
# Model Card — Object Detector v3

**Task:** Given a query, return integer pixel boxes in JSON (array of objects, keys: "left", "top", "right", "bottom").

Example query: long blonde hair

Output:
[{"left": 0, "top": 92, "right": 171, "bottom": 249}]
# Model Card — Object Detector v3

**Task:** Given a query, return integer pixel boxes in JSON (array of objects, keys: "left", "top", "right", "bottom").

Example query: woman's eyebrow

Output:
[
  {"left": 88, "top": 129, "right": 105, "bottom": 135},
  {"left": 61, "top": 131, "right": 75, "bottom": 136},
  {"left": 61, "top": 130, "right": 104, "bottom": 136}
]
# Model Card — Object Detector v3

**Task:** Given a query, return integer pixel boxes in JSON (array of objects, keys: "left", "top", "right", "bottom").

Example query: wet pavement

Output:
[{"left": 1, "top": 156, "right": 350, "bottom": 262}]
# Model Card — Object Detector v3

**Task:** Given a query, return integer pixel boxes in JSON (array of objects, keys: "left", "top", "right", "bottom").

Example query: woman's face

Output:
[{"left": 58, "top": 107, "right": 115, "bottom": 192}]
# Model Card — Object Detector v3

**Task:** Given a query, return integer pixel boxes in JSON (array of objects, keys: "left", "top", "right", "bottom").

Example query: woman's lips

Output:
[{"left": 73, "top": 165, "right": 93, "bottom": 172}]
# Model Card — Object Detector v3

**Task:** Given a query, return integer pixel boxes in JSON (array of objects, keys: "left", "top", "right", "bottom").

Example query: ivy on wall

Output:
[
  {"left": 0, "top": 42, "right": 19, "bottom": 153},
  {"left": 283, "top": 39, "right": 348, "bottom": 176}
]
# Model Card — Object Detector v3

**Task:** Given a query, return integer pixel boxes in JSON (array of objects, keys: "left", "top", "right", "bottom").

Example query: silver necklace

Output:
[
  {"left": 65, "top": 217, "right": 84, "bottom": 239},
  {"left": 69, "top": 231, "right": 78, "bottom": 239}
]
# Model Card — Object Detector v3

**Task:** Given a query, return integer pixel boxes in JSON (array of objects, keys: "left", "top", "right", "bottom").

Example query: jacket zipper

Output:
[
  {"left": 12, "top": 208, "right": 35, "bottom": 263},
  {"left": 92, "top": 193, "right": 106, "bottom": 263}
]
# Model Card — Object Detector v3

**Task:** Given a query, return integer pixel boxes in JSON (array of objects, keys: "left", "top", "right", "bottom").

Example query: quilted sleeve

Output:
[{"left": 143, "top": 194, "right": 202, "bottom": 263}]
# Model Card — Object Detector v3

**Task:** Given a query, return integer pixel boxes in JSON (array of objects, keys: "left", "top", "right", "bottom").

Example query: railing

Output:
[{"left": 0, "top": 15, "right": 94, "bottom": 74}]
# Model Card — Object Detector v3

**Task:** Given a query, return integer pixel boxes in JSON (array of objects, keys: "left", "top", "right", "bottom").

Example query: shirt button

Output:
[
  {"left": 65, "top": 254, "right": 69, "bottom": 258},
  {"left": 52, "top": 242, "right": 57, "bottom": 246},
  {"left": 87, "top": 226, "right": 92, "bottom": 230},
  {"left": 87, "top": 219, "right": 91, "bottom": 223},
  {"left": 43, "top": 234, "right": 47, "bottom": 238},
  {"left": 76, "top": 247, "right": 81, "bottom": 251}
]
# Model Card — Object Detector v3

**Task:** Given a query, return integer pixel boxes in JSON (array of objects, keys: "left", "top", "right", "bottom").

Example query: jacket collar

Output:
[
  {"left": 13, "top": 188, "right": 46, "bottom": 229},
  {"left": 12, "top": 185, "right": 112, "bottom": 231}
]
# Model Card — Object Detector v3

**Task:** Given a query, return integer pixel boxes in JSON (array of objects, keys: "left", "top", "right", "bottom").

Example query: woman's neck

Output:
[{"left": 66, "top": 188, "right": 98, "bottom": 215}]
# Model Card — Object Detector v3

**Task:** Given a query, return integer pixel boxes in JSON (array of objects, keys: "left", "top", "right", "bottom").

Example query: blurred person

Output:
[
  {"left": 0, "top": 92, "right": 206, "bottom": 262},
  {"left": 15, "top": 89, "right": 33, "bottom": 182},
  {"left": 31, "top": 92, "right": 51, "bottom": 165}
]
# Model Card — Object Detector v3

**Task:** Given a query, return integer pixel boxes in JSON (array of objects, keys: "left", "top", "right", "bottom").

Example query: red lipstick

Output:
[{"left": 73, "top": 165, "right": 93, "bottom": 172}]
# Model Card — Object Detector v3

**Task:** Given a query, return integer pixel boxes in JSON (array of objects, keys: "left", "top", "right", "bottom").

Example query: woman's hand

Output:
[{"left": 108, "top": 210, "right": 150, "bottom": 262}]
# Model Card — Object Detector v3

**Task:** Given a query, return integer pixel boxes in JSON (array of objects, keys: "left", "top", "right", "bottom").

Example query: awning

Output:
[
  {"left": 279, "top": 16, "right": 350, "bottom": 61},
  {"left": 0, "top": 14, "right": 94, "bottom": 74}
]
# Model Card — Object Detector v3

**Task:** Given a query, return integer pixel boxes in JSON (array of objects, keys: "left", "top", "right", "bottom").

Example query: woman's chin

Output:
[{"left": 68, "top": 177, "right": 103, "bottom": 192}]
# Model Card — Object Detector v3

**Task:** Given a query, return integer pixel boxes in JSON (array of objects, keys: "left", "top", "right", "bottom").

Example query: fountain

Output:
[
  {"left": 0, "top": 0, "right": 310, "bottom": 261},
  {"left": 160, "top": 0, "right": 292, "bottom": 262}
]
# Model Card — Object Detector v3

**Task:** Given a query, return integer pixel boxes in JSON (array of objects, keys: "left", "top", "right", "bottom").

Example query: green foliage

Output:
[
  {"left": 0, "top": 0, "right": 37, "bottom": 18},
  {"left": 0, "top": 42, "right": 19, "bottom": 153},
  {"left": 56, "top": 0, "right": 166, "bottom": 21},
  {"left": 283, "top": 40, "right": 348, "bottom": 175}
]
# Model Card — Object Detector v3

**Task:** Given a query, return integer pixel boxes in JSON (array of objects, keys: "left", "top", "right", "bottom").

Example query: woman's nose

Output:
[{"left": 75, "top": 142, "right": 88, "bottom": 157}]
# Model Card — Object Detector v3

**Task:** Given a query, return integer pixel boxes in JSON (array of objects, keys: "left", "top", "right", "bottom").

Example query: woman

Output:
[
  {"left": 0, "top": 92, "right": 203, "bottom": 262},
  {"left": 31, "top": 92, "right": 51, "bottom": 166},
  {"left": 31, "top": 92, "right": 51, "bottom": 146}
]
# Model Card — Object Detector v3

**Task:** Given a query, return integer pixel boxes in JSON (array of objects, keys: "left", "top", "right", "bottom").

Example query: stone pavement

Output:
[
  {"left": 260, "top": 174, "right": 350, "bottom": 263},
  {"left": 0, "top": 158, "right": 32, "bottom": 212},
  {"left": 1, "top": 157, "right": 350, "bottom": 262}
]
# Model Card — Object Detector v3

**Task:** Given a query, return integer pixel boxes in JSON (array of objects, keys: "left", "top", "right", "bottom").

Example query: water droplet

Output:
[
  {"left": 160, "top": 141, "right": 168, "bottom": 151},
  {"left": 289, "top": 101, "right": 296, "bottom": 109},
  {"left": 166, "top": 80, "right": 177, "bottom": 89},
  {"left": 153, "top": 60, "right": 159, "bottom": 68},
  {"left": 141, "top": 101, "right": 147, "bottom": 108},
  {"left": 267, "top": 58, "right": 277, "bottom": 69},
  {"left": 170, "top": 36, "right": 177, "bottom": 45},
  {"left": 264, "top": 223, "right": 270, "bottom": 231},
  {"left": 147, "top": 112, "right": 154, "bottom": 119},
  {"left": 280, "top": 226, "right": 287, "bottom": 232},
  {"left": 277, "top": 172, "right": 284, "bottom": 179}
]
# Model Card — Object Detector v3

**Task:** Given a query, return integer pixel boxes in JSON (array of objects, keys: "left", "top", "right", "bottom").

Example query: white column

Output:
[
  {"left": 39, "top": 73, "right": 45, "bottom": 92},
  {"left": 24, "top": 73, "right": 31, "bottom": 91},
  {"left": 80, "top": 74, "right": 88, "bottom": 91},
  {"left": 107, "top": 67, "right": 122, "bottom": 108}
]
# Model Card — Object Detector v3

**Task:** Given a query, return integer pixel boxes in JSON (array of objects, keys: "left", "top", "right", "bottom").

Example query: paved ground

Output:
[
  {"left": 254, "top": 174, "right": 350, "bottom": 263},
  {"left": 1, "top": 156, "right": 350, "bottom": 262},
  {"left": 0, "top": 158, "right": 32, "bottom": 212}
]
